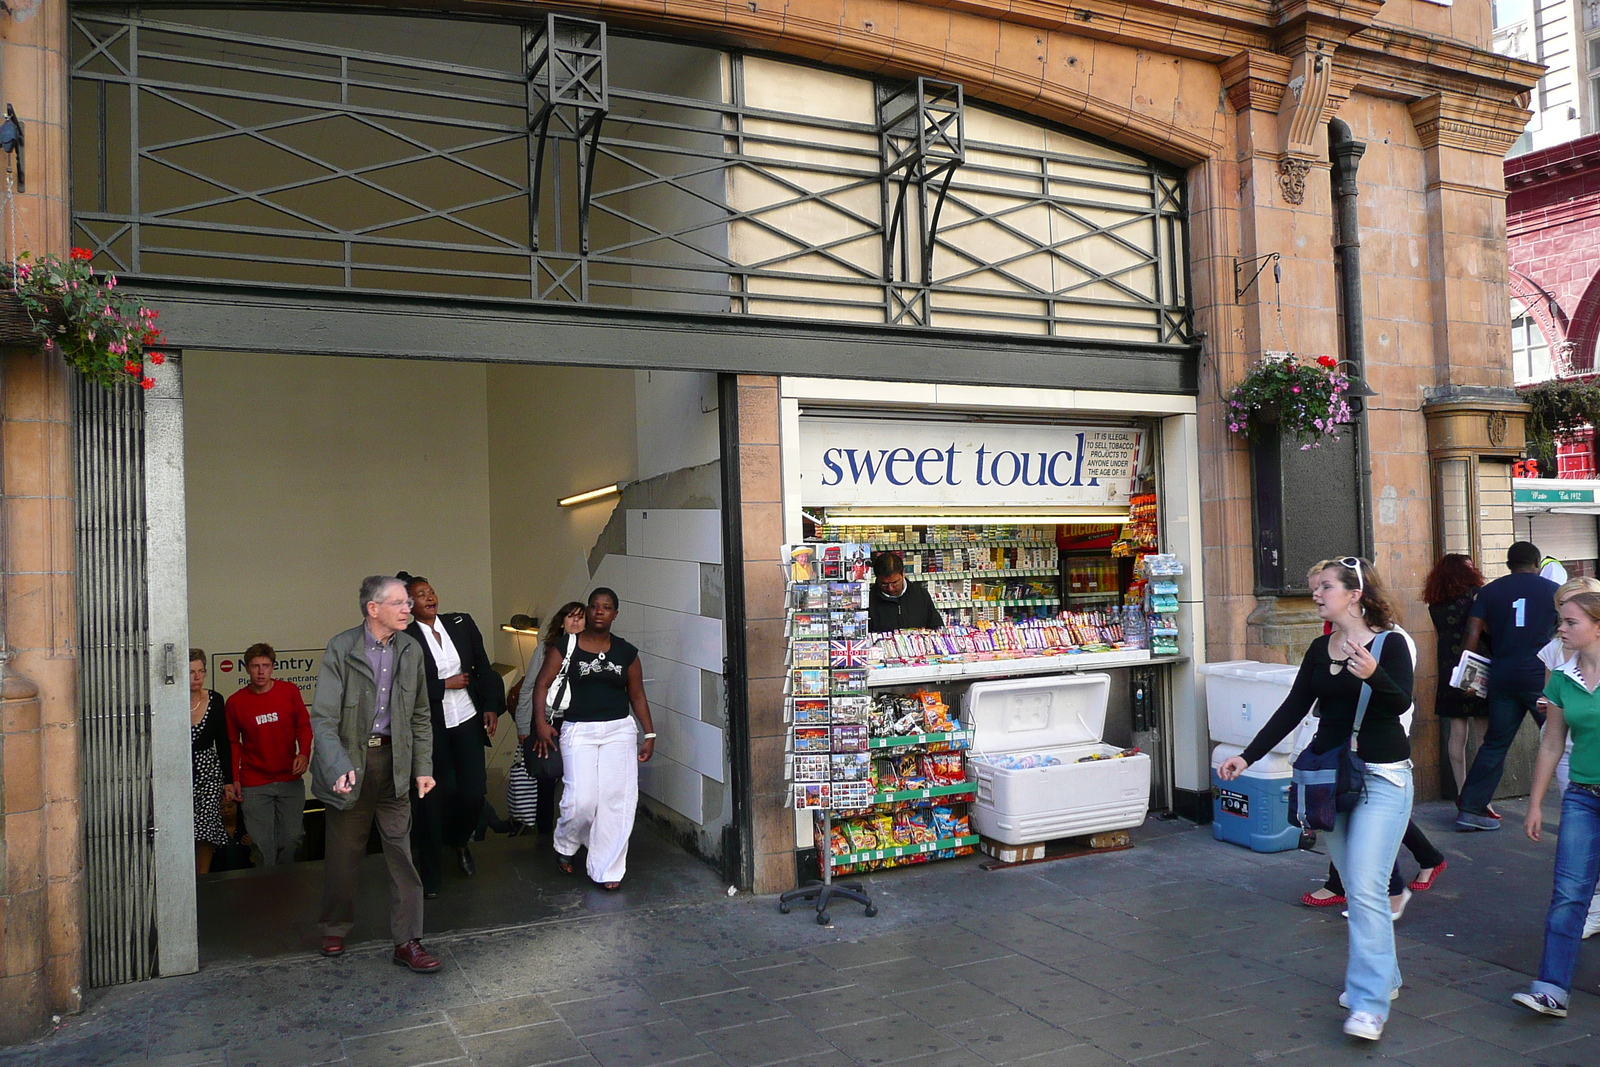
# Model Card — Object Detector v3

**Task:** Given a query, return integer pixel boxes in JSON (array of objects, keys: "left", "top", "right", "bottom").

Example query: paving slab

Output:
[{"left": 9, "top": 801, "right": 1600, "bottom": 1067}]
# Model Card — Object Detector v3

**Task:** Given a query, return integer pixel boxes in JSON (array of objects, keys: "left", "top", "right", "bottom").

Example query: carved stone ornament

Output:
[
  {"left": 1278, "top": 157, "right": 1312, "bottom": 205},
  {"left": 1488, "top": 411, "right": 1508, "bottom": 448}
]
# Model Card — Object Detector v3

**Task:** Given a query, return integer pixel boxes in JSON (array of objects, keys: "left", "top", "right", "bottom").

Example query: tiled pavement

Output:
[{"left": 7, "top": 799, "right": 1600, "bottom": 1067}]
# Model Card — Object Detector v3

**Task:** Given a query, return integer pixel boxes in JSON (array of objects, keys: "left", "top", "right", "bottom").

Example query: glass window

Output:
[{"left": 1511, "top": 300, "right": 1554, "bottom": 383}]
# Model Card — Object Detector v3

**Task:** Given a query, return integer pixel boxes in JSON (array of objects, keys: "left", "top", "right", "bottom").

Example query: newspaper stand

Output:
[{"left": 779, "top": 808, "right": 875, "bottom": 924}]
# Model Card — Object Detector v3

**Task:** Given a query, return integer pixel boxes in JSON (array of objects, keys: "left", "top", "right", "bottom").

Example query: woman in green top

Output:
[{"left": 1514, "top": 590, "right": 1600, "bottom": 1018}]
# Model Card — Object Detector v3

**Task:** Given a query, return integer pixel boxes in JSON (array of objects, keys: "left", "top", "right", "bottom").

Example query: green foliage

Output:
[
  {"left": 11, "top": 249, "right": 165, "bottom": 389},
  {"left": 1522, "top": 379, "right": 1600, "bottom": 473}
]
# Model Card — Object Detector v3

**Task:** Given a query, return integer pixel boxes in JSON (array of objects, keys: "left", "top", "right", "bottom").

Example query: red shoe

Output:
[
  {"left": 320, "top": 936, "right": 344, "bottom": 958},
  {"left": 1486, "top": 806, "right": 1502, "bottom": 820},
  {"left": 1409, "top": 859, "right": 1447, "bottom": 892},
  {"left": 1301, "top": 890, "right": 1346, "bottom": 908},
  {"left": 392, "top": 939, "right": 442, "bottom": 973}
]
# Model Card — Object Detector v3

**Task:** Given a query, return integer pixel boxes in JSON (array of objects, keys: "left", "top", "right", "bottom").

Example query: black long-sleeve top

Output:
[{"left": 1240, "top": 632, "right": 1414, "bottom": 766}]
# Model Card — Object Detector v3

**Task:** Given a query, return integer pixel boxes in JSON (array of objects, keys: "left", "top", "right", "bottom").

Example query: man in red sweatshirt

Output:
[{"left": 225, "top": 643, "right": 313, "bottom": 866}]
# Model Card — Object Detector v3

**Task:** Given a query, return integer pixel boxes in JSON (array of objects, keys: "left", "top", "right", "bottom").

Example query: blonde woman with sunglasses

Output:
[{"left": 1220, "top": 557, "right": 1414, "bottom": 1041}]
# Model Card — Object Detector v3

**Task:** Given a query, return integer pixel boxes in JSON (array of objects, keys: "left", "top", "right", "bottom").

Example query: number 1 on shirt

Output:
[{"left": 1513, "top": 597, "right": 1526, "bottom": 627}]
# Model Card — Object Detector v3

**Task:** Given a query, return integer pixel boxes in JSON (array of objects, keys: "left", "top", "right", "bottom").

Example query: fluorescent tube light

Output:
[{"left": 558, "top": 483, "right": 621, "bottom": 508}]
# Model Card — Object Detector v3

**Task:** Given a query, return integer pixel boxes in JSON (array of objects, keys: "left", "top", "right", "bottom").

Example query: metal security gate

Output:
[{"left": 75, "top": 362, "right": 194, "bottom": 985}]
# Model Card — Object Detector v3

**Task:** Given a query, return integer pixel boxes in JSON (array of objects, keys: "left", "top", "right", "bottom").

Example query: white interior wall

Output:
[
  {"left": 183, "top": 351, "right": 496, "bottom": 665},
  {"left": 483, "top": 364, "right": 638, "bottom": 669}
]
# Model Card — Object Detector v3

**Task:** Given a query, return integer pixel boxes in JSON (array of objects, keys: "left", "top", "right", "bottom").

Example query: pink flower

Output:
[{"left": 1291, "top": 386, "right": 1300, "bottom": 394}]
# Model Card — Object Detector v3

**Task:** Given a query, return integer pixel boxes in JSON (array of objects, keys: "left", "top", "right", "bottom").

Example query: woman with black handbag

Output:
[
  {"left": 529, "top": 588, "right": 656, "bottom": 889},
  {"left": 1219, "top": 557, "right": 1414, "bottom": 1042},
  {"left": 512, "top": 602, "right": 587, "bottom": 833}
]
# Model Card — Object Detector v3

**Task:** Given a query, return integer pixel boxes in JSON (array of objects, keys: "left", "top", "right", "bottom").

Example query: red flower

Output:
[
  {"left": 1316, "top": 355, "right": 1338, "bottom": 369},
  {"left": 124, "top": 361, "right": 139, "bottom": 375},
  {"left": 69, "top": 248, "right": 93, "bottom": 261},
  {"left": 149, "top": 352, "right": 166, "bottom": 365},
  {"left": 140, "top": 377, "right": 155, "bottom": 390}
]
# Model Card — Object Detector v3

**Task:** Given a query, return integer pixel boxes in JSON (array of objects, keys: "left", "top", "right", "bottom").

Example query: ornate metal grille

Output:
[{"left": 71, "top": 8, "right": 1190, "bottom": 345}]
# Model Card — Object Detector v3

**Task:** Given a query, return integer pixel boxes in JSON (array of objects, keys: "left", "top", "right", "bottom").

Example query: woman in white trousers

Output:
[{"left": 529, "top": 587, "right": 655, "bottom": 888}]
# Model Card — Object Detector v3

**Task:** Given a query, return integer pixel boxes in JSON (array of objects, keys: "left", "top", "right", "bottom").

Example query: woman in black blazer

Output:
[{"left": 400, "top": 572, "right": 506, "bottom": 897}]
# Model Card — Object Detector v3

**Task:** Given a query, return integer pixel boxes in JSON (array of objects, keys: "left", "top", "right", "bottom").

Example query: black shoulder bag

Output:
[{"left": 521, "top": 634, "right": 576, "bottom": 779}]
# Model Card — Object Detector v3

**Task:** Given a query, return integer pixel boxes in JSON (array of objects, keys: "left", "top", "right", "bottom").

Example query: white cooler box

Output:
[
  {"left": 963, "top": 672, "right": 1151, "bottom": 845},
  {"left": 1197, "top": 660, "right": 1311, "bottom": 772}
]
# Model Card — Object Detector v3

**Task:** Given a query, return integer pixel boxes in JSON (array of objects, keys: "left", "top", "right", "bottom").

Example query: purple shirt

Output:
[{"left": 364, "top": 626, "right": 397, "bottom": 736}]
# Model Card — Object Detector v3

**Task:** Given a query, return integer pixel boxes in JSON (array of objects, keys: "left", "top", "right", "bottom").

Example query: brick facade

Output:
[{"left": 0, "top": 0, "right": 1545, "bottom": 1040}]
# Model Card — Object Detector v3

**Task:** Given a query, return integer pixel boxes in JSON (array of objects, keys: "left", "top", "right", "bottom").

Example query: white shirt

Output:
[{"left": 419, "top": 618, "right": 476, "bottom": 729}]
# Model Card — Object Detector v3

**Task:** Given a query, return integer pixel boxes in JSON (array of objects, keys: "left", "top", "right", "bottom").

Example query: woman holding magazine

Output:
[
  {"left": 1220, "top": 557, "right": 1414, "bottom": 1043},
  {"left": 1425, "top": 554, "right": 1490, "bottom": 803}
]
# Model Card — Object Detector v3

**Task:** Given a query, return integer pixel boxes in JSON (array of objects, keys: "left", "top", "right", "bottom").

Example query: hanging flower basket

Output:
[
  {"left": 1226, "top": 353, "right": 1353, "bottom": 449},
  {"left": 2, "top": 249, "right": 166, "bottom": 389}
]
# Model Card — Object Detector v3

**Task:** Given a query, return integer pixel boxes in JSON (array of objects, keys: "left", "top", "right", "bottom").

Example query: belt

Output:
[
  {"left": 1572, "top": 781, "right": 1600, "bottom": 798},
  {"left": 367, "top": 734, "right": 391, "bottom": 747}
]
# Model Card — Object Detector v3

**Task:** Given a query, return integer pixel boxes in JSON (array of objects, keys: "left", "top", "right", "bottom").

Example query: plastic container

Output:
[
  {"left": 1209, "top": 743, "right": 1298, "bottom": 852},
  {"left": 1197, "top": 660, "right": 1312, "bottom": 754},
  {"left": 962, "top": 672, "right": 1151, "bottom": 845}
]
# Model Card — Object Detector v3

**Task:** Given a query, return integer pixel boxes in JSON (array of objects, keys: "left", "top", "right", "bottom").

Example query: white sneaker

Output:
[
  {"left": 1339, "top": 989, "right": 1400, "bottom": 1008},
  {"left": 1343, "top": 1011, "right": 1384, "bottom": 1040},
  {"left": 1583, "top": 915, "right": 1600, "bottom": 939}
]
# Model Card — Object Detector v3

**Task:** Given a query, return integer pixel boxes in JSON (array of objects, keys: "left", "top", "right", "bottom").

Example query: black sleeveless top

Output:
[{"left": 564, "top": 635, "right": 639, "bottom": 722}]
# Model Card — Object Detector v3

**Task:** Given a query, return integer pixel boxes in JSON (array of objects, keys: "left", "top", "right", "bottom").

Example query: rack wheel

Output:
[
  {"left": 816, "top": 911, "right": 830, "bottom": 925},
  {"left": 778, "top": 902, "right": 790, "bottom": 914},
  {"left": 863, "top": 905, "right": 877, "bottom": 917}
]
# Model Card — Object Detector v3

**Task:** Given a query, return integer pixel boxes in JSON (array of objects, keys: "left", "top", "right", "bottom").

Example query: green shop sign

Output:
[{"left": 1515, "top": 487, "right": 1598, "bottom": 503}]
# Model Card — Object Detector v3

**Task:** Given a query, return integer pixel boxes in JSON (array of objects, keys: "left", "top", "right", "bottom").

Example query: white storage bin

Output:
[
  {"left": 962, "top": 672, "right": 1151, "bottom": 845},
  {"left": 1197, "top": 660, "right": 1311, "bottom": 754}
]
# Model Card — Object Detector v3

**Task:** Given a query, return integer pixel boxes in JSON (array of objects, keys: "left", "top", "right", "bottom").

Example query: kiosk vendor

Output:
[{"left": 868, "top": 552, "right": 944, "bottom": 633}]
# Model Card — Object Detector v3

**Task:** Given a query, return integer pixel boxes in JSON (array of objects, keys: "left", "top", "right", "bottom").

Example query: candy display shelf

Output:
[
  {"left": 869, "top": 780, "right": 976, "bottom": 805},
  {"left": 832, "top": 834, "right": 981, "bottom": 866},
  {"left": 866, "top": 730, "right": 973, "bottom": 749},
  {"left": 868, "top": 649, "right": 1155, "bottom": 687}
]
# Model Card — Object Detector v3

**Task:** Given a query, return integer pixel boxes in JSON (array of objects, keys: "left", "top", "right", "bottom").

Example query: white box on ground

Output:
[
  {"left": 1197, "top": 660, "right": 1311, "bottom": 754},
  {"left": 962, "top": 672, "right": 1151, "bottom": 845}
]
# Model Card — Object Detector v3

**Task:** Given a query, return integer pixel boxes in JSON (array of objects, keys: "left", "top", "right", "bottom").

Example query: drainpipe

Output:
[{"left": 1329, "top": 118, "right": 1375, "bottom": 558}]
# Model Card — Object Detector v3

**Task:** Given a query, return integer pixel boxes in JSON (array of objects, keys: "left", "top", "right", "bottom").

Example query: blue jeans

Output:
[
  {"left": 1457, "top": 689, "right": 1545, "bottom": 816},
  {"left": 1325, "top": 764, "right": 1414, "bottom": 1018},
  {"left": 1531, "top": 786, "right": 1600, "bottom": 1005}
]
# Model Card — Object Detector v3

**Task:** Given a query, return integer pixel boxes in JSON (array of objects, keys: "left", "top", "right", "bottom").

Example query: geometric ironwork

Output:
[
  {"left": 528, "top": 15, "right": 608, "bottom": 260},
  {"left": 69, "top": 9, "right": 1192, "bottom": 348},
  {"left": 879, "top": 78, "right": 964, "bottom": 324}
]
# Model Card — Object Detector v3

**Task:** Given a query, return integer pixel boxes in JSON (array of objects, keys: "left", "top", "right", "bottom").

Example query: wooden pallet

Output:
[{"left": 977, "top": 830, "right": 1132, "bottom": 870}]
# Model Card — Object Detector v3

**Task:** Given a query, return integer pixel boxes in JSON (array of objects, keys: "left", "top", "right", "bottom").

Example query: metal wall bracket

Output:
[
  {"left": 527, "top": 15, "right": 608, "bottom": 257},
  {"left": 1234, "top": 252, "right": 1279, "bottom": 302},
  {"left": 879, "top": 78, "right": 964, "bottom": 318},
  {"left": 0, "top": 104, "right": 25, "bottom": 193}
]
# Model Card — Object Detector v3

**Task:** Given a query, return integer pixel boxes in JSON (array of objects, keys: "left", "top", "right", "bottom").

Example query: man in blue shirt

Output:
[{"left": 1455, "top": 541, "right": 1560, "bottom": 831}]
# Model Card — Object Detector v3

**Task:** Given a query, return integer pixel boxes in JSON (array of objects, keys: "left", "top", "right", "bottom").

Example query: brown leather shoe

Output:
[
  {"left": 392, "top": 939, "right": 442, "bottom": 973},
  {"left": 320, "top": 936, "right": 344, "bottom": 958}
]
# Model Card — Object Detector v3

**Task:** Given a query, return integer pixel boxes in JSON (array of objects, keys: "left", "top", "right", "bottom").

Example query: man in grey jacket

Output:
[{"left": 310, "top": 574, "right": 439, "bottom": 972}]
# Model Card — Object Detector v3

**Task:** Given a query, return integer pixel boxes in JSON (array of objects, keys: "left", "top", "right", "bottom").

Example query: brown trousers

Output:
[{"left": 319, "top": 744, "right": 423, "bottom": 944}]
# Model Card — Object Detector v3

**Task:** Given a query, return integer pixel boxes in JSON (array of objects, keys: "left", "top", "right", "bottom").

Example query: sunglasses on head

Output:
[{"left": 1339, "top": 556, "right": 1365, "bottom": 591}]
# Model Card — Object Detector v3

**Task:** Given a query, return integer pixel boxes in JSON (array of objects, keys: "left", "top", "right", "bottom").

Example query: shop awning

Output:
[{"left": 1514, "top": 478, "right": 1600, "bottom": 515}]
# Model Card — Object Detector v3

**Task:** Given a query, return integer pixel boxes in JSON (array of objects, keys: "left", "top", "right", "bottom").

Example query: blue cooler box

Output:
[{"left": 1211, "top": 764, "right": 1298, "bottom": 853}]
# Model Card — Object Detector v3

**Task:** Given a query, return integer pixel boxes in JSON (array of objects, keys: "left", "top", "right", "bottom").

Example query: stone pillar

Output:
[
  {"left": 0, "top": 0, "right": 80, "bottom": 1040},
  {"left": 731, "top": 375, "right": 794, "bottom": 894}
]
